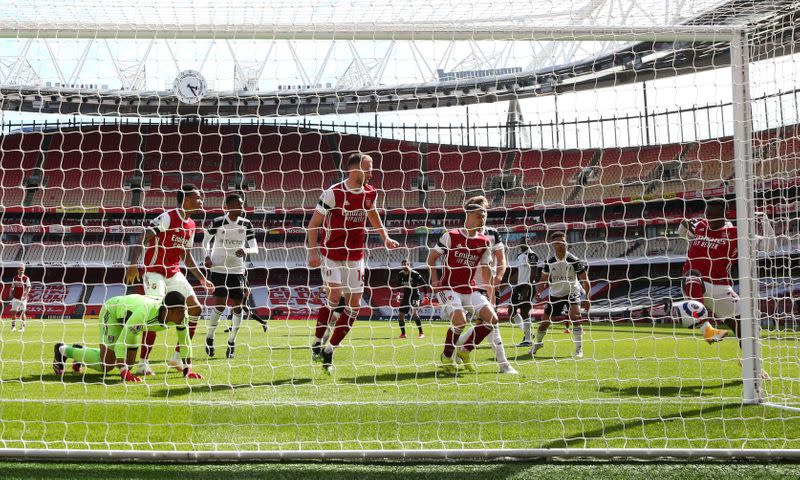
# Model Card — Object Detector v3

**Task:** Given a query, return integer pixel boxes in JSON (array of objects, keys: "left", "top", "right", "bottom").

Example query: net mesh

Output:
[{"left": 0, "top": 2, "right": 799, "bottom": 454}]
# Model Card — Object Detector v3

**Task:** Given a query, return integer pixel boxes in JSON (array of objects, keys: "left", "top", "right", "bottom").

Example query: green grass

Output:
[
  {"left": 0, "top": 318, "right": 799, "bottom": 452},
  {"left": 0, "top": 461, "right": 799, "bottom": 480}
]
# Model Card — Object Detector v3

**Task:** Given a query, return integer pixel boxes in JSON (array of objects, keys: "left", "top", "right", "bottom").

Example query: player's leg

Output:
[
  {"left": 438, "top": 291, "right": 467, "bottom": 372},
  {"left": 531, "top": 300, "right": 555, "bottom": 355},
  {"left": 411, "top": 303, "right": 424, "bottom": 337},
  {"left": 568, "top": 301, "right": 584, "bottom": 358},
  {"left": 55, "top": 311, "right": 119, "bottom": 375},
  {"left": 167, "top": 273, "right": 201, "bottom": 371},
  {"left": 456, "top": 296, "right": 499, "bottom": 372},
  {"left": 206, "top": 296, "right": 227, "bottom": 357},
  {"left": 244, "top": 285, "right": 268, "bottom": 332},
  {"left": 225, "top": 277, "right": 247, "bottom": 359},
  {"left": 510, "top": 285, "right": 525, "bottom": 331},
  {"left": 321, "top": 261, "right": 364, "bottom": 372},
  {"left": 138, "top": 272, "right": 166, "bottom": 375},
  {"left": 314, "top": 256, "right": 343, "bottom": 360},
  {"left": 487, "top": 319, "right": 516, "bottom": 374},
  {"left": 320, "top": 297, "right": 344, "bottom": 345},
  {"left": 683, "top": 272, "right": 727, "bottom": 343},
  {"left": 206, "top": 272, "right": 229, "bottom": 356},
  {"left": 10, "top": 304, "right": 18, "bottom": 331},
  {"left": 398, "top": 307, "right": 408, "bottom": 338},
  {"left": 518, "top": 299, "right": 533, "bottom": 347},
  {"left": 457, "top": 292, "right": 514, "bottom": 373},
  {"left": 18, "top": 303, "right": 26, "bottom": 332}
]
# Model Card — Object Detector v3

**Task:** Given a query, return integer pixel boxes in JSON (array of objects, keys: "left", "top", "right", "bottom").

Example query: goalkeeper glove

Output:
[
  {"left": 120, "top": 368, "right": 143, "bottom": 383},
  {"left": 183, "top": 367, "right": 203, "bottom": 380}
]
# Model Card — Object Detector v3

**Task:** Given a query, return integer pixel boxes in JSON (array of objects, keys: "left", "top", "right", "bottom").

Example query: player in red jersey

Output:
[
  {"left": 124, "top": 184, "right": 213, "bottom": 377},
  {"left": 307, "top": 153, "right": 400, "bottom": 374},
  {"left": 9, "top": 265, "right": 31, "bottom": 333},
  {"left": 427, "top": 196, "right": 499, "bottom": 373},
  {"left": 678, "top": 198, "right": 775, "bottom": 350}
]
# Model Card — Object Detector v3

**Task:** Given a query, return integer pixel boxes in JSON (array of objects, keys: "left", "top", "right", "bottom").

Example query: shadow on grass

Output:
[
  {"left": 506, "top": 353, "right": 574, "bottom": 362},
  {"left": 597, "top": 380, "right": 743, "bottom": 398},
  {"left": 541, "top": 402, "right": 739, "bottom": 449},
  {"left": 9, "top": 372, "right": 124, "bottom": 385},
  {"left": 149, "top": 377, "right": 315, "bottom": 397},
  {"left": 342, "top": 369, "right": 450, "bottom": 384},
  {"left": 0, "top": 461, "right": 534, "bottom": 480}
]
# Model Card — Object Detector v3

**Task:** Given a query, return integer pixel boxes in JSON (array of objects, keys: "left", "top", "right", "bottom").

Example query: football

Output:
[{"left": 673, "top": 300, "right": 708, "bottom": 328}]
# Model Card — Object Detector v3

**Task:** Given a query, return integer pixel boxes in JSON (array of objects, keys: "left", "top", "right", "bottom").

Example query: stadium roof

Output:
[{"left": 0, "top": 0, "right": 796, "bottom": 117}]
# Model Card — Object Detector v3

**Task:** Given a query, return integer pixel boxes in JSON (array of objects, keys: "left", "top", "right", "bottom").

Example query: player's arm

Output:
[
  {"left": 202, "top": 222, "right": 216, "bottom": 268},
  {"left": 677, "top": 219, "right": 697, "bottom": 240},
  {"left": 368, "top": 207, "right": 399, "bottom": 249},
  {"left": 306, "top": 211, "right": 325, "bottom": 268},
  {"left": 478, "top": 247, "right": 494, "bottom": 301},
  {"left": 22, "top": 279, "right": 30, "bottom": 299},
  {"left": 125, "top": 222, "right": 159, "bottom": 284},
  {"left": 426, "top": 250, "right": 442, "bottom": 289},
  {"left": 115, "top": 311, "right": 146, "bottom": 381},
  {"left": 574, "top": 258, "right": 591, "bottom": 311},
  {"left": 534, "top": 270, "right": 549, "bottom": 301},
  {"left": 237, "top": 222, "right": 259, "bottom": 257},
  {"left": 174, "top": 321, "right": 198, "bottom": 377},
  {"left": 412, "top": 271, "right": 426, "bottom": 293},
  {"left": 427, "top": 232, "right": 450, "bottom": 289},
  {"left": 307, "top": 188, "right": 333, "bottom": 268},
  {"left": 754, "top": 212, "right": 777, "bottom": 252},
  {"left": 493, "top": 248, "right": 507, "bottom": 287},
  {"left": 578, "top": 271, "right": 591, "bottom": 312},
  {"left": 183, "top": 242, "right": 213, "bottom": 292}
]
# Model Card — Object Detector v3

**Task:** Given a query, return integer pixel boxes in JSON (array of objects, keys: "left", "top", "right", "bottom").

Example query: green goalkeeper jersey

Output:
[{"left": 99, "top": 294, "right": 190, "bottom": 358}]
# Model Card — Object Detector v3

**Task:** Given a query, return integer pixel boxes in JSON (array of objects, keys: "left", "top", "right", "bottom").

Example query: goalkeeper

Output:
[{"left": 52, "top": 292, "right": 203, "bottom": 382}]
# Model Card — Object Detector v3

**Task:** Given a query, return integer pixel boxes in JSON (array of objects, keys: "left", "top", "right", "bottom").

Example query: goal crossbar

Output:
[{"left": 0, "top": 23, "right": 737, "bottom": 42}]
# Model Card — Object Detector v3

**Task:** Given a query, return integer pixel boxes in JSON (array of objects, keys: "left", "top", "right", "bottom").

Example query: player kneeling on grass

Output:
[
  {"left": 530, "top": 231, "right": 591, "bottom": 359},
  {"left": 427, "top": 196, "right": 498, "bottom": 373},
  {"left": 52, "top": 292, "right": 203, "bottom": 382}
]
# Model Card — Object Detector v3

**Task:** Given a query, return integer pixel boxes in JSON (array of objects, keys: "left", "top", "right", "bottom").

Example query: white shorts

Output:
[
  {"left": 438, "top": 290, "right": 492, "bottom": 321},
  {"left": 143, "top": 271, "right": 197, "bottom": 301},
  {"left": 701, "top": 281, "right": 740, "bottom": 319},
  {"left": 10, "top": 299, "right": 27, "bottom": 312},
  {"left": 320, "top": 256, "right": 365, "bottom": 294}
]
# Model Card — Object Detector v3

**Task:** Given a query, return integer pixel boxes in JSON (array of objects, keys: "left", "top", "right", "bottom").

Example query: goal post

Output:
[{"left": 730, "top": 30, "right": 762, "bottom": 405}]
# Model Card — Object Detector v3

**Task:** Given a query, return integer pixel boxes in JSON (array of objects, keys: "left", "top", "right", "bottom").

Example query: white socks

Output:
[
  {"left": 535, "top": 328, "right": 547, "bottom": 344},
  {"left": 510, "top": 313, "right": 523, "bottom": 329},
  {"left": 489, "top": 328, "right": 509, "bottom": 365},
  {"left": 456, "top": 325, "right": 508, "bottom": 365},
  {"left": 227, "top": 312, "right": 243, "bottom": 344},
  {"left": 207, "top": 308, "right": 224, "bottom": 339},
  {"left": 572, "top": 325, "right": 584, "bottom": 351},
  {"left": 522, "top": 320, "right": 533, "bottom": 343}
]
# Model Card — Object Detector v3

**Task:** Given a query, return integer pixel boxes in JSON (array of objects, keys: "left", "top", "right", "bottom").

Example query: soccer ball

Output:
[{"left": 672, "top": 300, "right": 708, "bottom": 328}]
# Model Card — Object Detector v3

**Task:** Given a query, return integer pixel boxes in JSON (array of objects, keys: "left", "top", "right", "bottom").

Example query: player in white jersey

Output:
[
  {"left": 455, "top": 199, "right": 517, "bottom": 374},
  {"left": 202, "top": 193, "right": 259, "bottom": 359},
  {"left": 531, "top": 231, "right": 591, "bottom": 358}
]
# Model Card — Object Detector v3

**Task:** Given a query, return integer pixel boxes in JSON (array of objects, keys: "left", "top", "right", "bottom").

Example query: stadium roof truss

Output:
[{"left": 0, "top": 0, "right": 796, "bottom": 117}]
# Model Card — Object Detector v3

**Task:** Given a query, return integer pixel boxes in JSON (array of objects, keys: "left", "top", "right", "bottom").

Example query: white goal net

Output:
[{"left": 0, "top": 0, "right": 799, "bottom": 460}]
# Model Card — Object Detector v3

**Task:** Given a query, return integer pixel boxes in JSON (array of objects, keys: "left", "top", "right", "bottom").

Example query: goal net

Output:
[{"left": 0, "top": 1, "right": 799, "bottom": 460}]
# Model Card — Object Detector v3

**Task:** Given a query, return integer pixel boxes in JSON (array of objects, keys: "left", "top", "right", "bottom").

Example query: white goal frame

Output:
[{"left": 0, "top": 22, "right": 791, "bottom": 461}]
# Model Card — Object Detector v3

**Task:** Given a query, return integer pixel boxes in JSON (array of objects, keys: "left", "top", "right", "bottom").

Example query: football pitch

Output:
[{"left": 0, "top": 318, "right": 799, "bottom": 451}]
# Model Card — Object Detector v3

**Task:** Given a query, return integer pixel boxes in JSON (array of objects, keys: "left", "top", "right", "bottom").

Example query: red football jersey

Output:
[
  {"left": 316, "top": 181, "right": 378, "bottom": 261},
  {"left": 682, "top": 219, "right": 738, "bottom": 285},
  {"left": 433, "top": 228, "right": 492, "bottom": 294},
  {"left": 11, "top": 274, "right": 30, "bottom": 300},
  {"left": 143, "top": 209, "right": 196, "bottom": 278}
]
